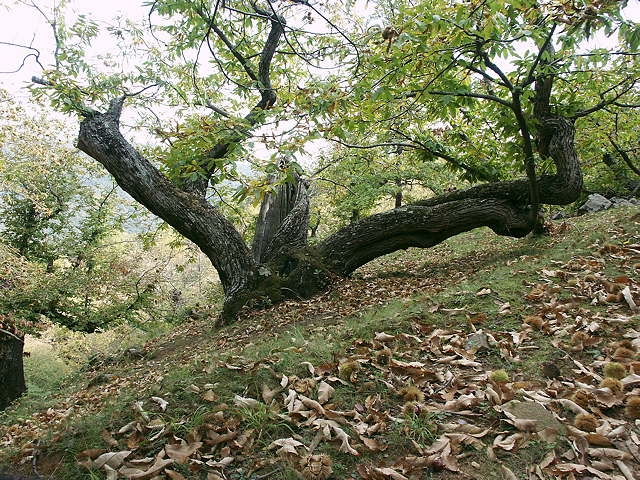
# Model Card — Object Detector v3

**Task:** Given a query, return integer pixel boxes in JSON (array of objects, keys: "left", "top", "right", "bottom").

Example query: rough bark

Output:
[
  {"left": 319, "top": 198, "right": 530, "bottom": 276},
  {"left": 76, "top": 98, "right": 257, "bottom": 321},
  {"left": 0, "top": 331, "right": 26, "bottom": 410},
  {"left": 75, "top": 6, "right": 290, "bottom": 320},
  {"left": 252, "top": 113, "right": 581, "bottom": 299}
]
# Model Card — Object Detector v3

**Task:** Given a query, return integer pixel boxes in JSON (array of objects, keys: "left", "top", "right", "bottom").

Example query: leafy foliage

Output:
[
  {"left": 575, "top": 106, "right": 640, "bottom": 196},
  {"left": 319, "top": 0, "right": 639, "bottom": 193},
  {"left": 16, "top": 0, "right": 639, "bottom": 240}
]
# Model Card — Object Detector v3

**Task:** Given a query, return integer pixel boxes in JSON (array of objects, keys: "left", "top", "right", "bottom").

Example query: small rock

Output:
[
  {"left": 503, "top": 400, "right": 564, "bottom": 433},
  {"left": 578, "top": 194, "right": 612, "bottom": 215},
  {"left": 465, "top": 332, "right": 491, "bottom": 352},
  {"left": 610, "top": 197, "right": 635, "bottom": 208}
]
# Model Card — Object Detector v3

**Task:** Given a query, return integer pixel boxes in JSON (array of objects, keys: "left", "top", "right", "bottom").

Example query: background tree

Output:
[
  {"left": 312, "top": 142, "right": 460, "bottom": 229},
  {"left": 1, "top": 90, "right": 138, "bottom": 330},
  {"left": 14, "top": 0, "right": 640, "bottom": 322},
  {"left": 0, "top": 245, "right": 37, "bottom": 410}
]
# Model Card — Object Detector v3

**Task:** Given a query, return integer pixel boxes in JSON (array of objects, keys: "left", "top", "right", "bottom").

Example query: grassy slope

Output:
[{"left": 1, "top": 207, "right": 639, "bottom": 479}]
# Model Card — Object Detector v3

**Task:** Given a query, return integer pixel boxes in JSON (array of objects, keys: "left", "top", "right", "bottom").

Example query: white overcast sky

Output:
[{"left": 0, "top": 0, "right": 371, "bottom": 95}]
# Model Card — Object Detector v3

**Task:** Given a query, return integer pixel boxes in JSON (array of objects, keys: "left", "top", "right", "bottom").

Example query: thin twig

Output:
[{"left": 429, "top": 90, "right": 513, "bottom": 108}]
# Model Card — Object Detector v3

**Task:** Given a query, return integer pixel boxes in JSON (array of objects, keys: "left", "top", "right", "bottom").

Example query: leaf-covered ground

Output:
[{"left": 1, "top": 207, "right": 640, "bottom": 480}]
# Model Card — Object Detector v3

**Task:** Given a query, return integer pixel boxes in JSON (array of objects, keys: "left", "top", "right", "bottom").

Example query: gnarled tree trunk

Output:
[
  {"left": 75, "top": 99, "right": 581, "bottom": 323},
  {"left": 234, "top": 115, "right": 582, "bottom": 300},
  {"left": 319, "top": 198, "right": 531, "bottom": 276},
  {"left": 313, "top": 115, "right": 581, "bottom": 279},
  {"left": 0, "top": 331, "right": 26, "bottom": 410}
]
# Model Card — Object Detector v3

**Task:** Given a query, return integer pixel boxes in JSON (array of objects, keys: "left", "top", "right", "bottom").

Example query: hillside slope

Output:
[{"left": 2, "top": 207, "right": 640, "bottom": 480}]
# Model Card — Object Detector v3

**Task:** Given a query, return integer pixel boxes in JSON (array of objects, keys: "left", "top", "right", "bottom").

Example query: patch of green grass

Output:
[
  {"left": 172, "top": 405, "right": 210, "bottom": 435},
  {"left": 339, "top": 299, "right": 412, "bottom": 338},
  {"left": 204, "top": 367, "right": 252, "bottom": 404},
  {"left": 0, "top": 337, "right": 82, "bottom": 433},
  {"left": 330, "top": 382, "right": 359, "bottom": 409},
  {"left": 49, "top": 322, "right": 168, "bottom": 367},
  {"left": 23, "top": 337, "right": 71, "bottom": 391},
  {"left": 518, "top": 338, "right": 566, "bottom": 380},
  {"left": 402, "top": 411, "right": 440, "bottom": 446},
  {"left": 236, "top": 403, "right": 295, "bottom": 447},
  {"left": 162, "top": 365, "right": 200, "bottom": 391},
  {"left": 40, "top": 389, "right": 138, "bottom": 480}
]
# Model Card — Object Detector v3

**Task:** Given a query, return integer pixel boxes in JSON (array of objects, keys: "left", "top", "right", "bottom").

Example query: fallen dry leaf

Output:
[
  {"left": 93, "top": 451, "right": 131, "bottom": 469},
  {"left": 317, "top": 381, "right": 334, "bottom": 404},
  {"left": 165, "top": 441, "right": 202, "bottom": 464}
]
